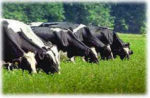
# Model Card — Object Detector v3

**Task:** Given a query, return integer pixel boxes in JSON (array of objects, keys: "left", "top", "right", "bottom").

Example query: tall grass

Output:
[{"left": 2, "top": 33, "right": 146, "bottom": 94}]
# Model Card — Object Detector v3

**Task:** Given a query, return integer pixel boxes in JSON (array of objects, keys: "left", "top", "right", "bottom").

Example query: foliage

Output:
[
  {"left": 63, "top": 3, "right": 88, "bottom": 24},
  {"left": 63, "top": 3, "right": 114, "bottom": 28},
  {"left": 3, "top": 34, "right": 146, "bottom": 94},
  {"left": 3, "top": 3, "right": 28, "bottom": 22},
  {"left": 85, "top": 3, "right": 114, "bottom": 28},
  {"left": 111, "top": 3, "right": 146, "bottom": 33},
  {"left": 2, "top": 2, "right": 146, "bottom": 33},
  {"left": 3, "top": 3, "right": 65, "bottom": 23}
]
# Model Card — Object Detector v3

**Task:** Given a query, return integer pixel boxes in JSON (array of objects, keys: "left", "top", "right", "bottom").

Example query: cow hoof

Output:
[{"left": 32, "top": 71, "right": 37, "bottom": 74}]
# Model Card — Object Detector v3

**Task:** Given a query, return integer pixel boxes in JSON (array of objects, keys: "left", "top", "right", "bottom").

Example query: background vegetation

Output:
[{"left": 2, "top": 2, "right": 146, "bottom": 34}]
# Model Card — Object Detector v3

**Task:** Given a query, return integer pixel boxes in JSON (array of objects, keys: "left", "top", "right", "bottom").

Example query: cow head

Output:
[
  {"left": 113, "top": 42, "right": 133, "bottom": 60},
  {"left": 101, "top": 44, "right": 114, "bottom": 60},
  {"left": 36, "top": 45, "right": 60, "bottom": 74},
  {"left": 84, "top": 48, "right": 99, "bottom": 63}
]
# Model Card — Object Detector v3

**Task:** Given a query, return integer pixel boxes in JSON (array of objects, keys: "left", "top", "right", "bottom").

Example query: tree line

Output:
[{"left": 2, "top": 2, "right": 146, "bottom": 34}]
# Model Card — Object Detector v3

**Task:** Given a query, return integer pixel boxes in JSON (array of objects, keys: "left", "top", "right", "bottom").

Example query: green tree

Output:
[
  {"left": 3, "top": 3, "right": 28, "bottom": 22},
  {"left": 111, "top": 3, "right": 146, "bottom": 33},
  {"left": 85, "top": 3, "right": 114, "bottom": 28},
  {"left": 63, "top": 3, "right": 114, "bottom": 28},
  {"left": 63, "top": 3, "right": 88, "bottom": 24},
  {"left": 3, "top": 3, "right": 65, "bottom": 23},
  {"left": 24, "top": 3, "right": 65, "bottom": 23}
]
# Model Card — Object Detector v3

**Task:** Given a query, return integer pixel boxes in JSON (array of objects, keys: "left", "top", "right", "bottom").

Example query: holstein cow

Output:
[
  {"left": 32, "top": 27, "right": 98, "bottom": 63},
  {"left": 38, "top": 22, "right": 113, "bottom": 60},
  {"left": 88, "top": 25, "right": 133, "bottom": 59},
  {"left": 2, "top": 19, "right": 60, "bottom": 74}
]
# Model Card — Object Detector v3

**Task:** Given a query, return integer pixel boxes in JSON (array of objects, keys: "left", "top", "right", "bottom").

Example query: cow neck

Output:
[
  {"left": 80, "top": 26, "right": 106, "bottom": 50},
  {"left": 112, "top": 33, "right": 124, "bottom": 49},
  {"left": 20, "top": 24, "right": 45, "bottom": 48},
  {"left": 18, "top": 29, "right": 43, "bottom": 51}
]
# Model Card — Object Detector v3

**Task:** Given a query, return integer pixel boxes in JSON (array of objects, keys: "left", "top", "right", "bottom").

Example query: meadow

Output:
[{"left": 2, "top": 33, "right": 146, "bottom": 94}]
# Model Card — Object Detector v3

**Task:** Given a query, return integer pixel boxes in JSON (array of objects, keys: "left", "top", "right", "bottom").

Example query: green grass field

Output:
[{"left": 2, "top": 33, "right": 146, "bottom": 94}]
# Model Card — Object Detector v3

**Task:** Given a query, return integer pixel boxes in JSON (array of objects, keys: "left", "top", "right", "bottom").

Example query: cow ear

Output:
[
  {"left": 123, "top": 42, "right": 130, "bottom": 47},
  {"left": 103, "top": 45, "right": 109, "bottom": 51},
  {"left": 126, "top": 42, "right": 130, "bottom": 46},
  {"left": 129, "top": 50, "right": 133, "bottom": 55}
]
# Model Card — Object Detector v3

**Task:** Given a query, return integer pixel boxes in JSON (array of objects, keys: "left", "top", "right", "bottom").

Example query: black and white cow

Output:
[
  {"left": 38, "top": 22, "right": 113, "bottom": 60},
  {"left": 2, "top": 19, "right": 60, "bottom": 74},
  {"left": 88, "top": 25, "right": 133, "bottom": 59},
  {"left": 32, "top": 27, "right": 98, "bottom": 63}
]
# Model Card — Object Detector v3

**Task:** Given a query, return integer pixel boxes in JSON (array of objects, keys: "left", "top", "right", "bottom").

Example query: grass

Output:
[{"left": 2, "top": 33, "right": 146, "bottom": 94}]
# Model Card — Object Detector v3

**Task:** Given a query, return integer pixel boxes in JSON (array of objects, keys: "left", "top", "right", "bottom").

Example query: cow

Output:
[
  {"left": 38, "top": 22, "right": 114, "bottom": 60},
  {"left": 88, "top": 25, "right": 133, "bottom": 60},
  {"left": 2, "top": 19, "right": 60, "bottom": 74},
  {"left": 32, "top": 27, "right": 99, "bottom": 63}
]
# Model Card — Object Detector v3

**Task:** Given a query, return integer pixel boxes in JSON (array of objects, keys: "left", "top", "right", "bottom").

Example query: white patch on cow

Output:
[
  {"left": 46, "top": 45, "right": 60, "bottom": 70},
  {"left": 6, "top": 19, "right": 22, "bottom": 33},
  {"left": 7, "top": 63, "right": 12, "bottom": 71},
  {"left": 50, "top": 28, "right": 62, "bottom": 32},
  {"left": 20, "top": 23, "right": 45, "bottom": 48},
  {"left": 29, "top": 22, "right": 43, "bottom": 27},
  {"left": 90, "top": 47, "right": 98, "bottom": 58},
  {"left": 123, "top": 47, "right": 130, "bottom": 55},
  {"left": 70, "top": 57, "right": 75, "bottom": 63},
  {"left": 47, "top": 50, "right": 56, "bottom": 63},
  {"left": 3, "top": 19, "right": 45, "bottom": 48},
  {"left": 51, "top": 45, "right": 60, "bottom": 65},
  {"left": 73, "top": 24, "right": 86, "bottom": 33},
  {"left": 24, "top": 52, "right": 37, "bottom": 73},
  {"left": 106, "top": 45, "right": 114, "bottom": 59}
]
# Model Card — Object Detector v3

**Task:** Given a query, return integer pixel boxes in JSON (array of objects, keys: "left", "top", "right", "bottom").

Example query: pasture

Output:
[{"left": 2, "top": 33, "right": 146, "bottom": 94}]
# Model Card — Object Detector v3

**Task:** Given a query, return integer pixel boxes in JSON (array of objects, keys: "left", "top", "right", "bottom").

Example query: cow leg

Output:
[
  {"left": 5, "top": 62, "right": 12, "bottom": 70},
  {"left": 57, "top": 51, "right": 61, "bottom": 74},
  {"left": 2, "top": 61, "right": 13, "bottom": 70},
  {"left": 82, "top": 57, "right": 86, "bottom": 62},
  {"left": 67, "top": 52, "right": 75, "bottom": 63},
  {"left": 24, "top": 52, "right": 37, "bottom": 73},
  {"left": 106, "top": 45, "right": 114, "bottom": 59},
  {"left": 110, "top": 52, "right": 114, "bottom": 60},
  {"left": 70, "top": 57, "right": 75, "bottom": 63}
]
